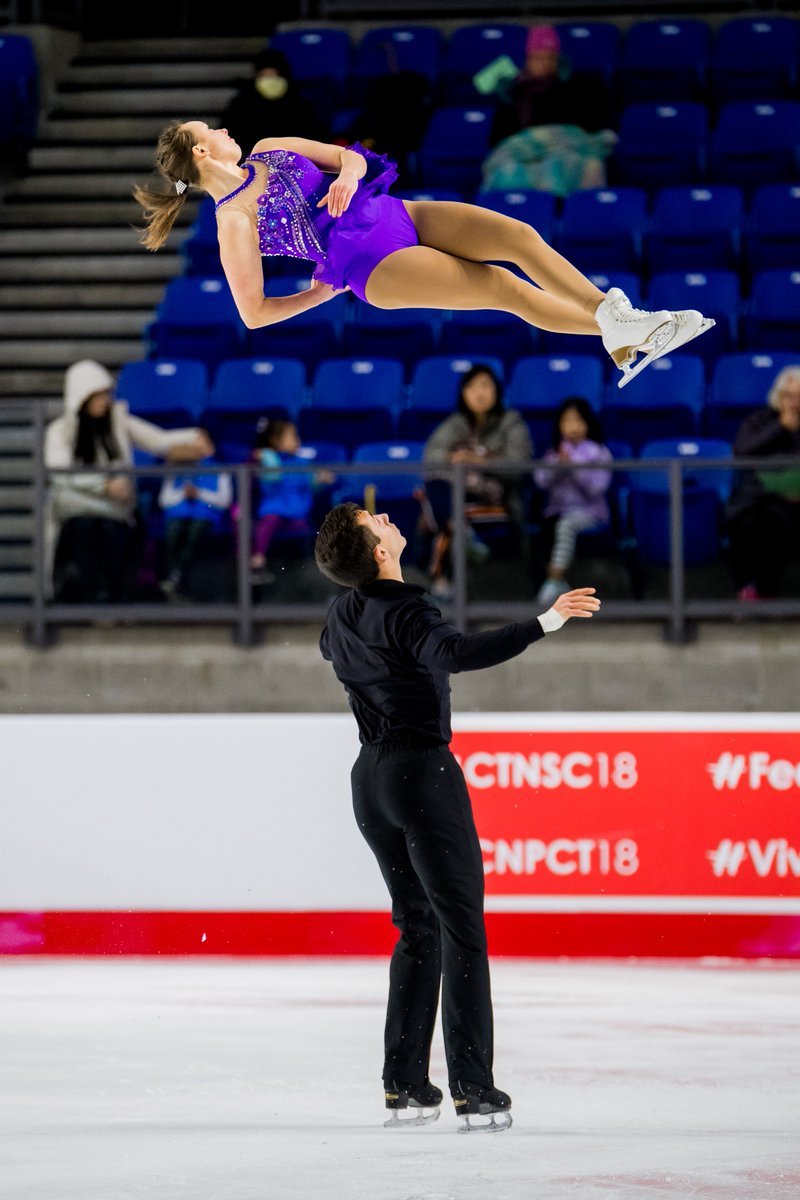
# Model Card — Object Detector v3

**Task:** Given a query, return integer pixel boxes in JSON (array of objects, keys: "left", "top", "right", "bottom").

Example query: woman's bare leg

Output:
[
  {"left": 403, "top": 200, "right": 605, "bottom": 318},
  {"left": 365, "top": 244, "right": 599, "bottom": 335}
]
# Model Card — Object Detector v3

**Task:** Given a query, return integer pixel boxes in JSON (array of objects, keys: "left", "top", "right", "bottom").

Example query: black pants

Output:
[
  {"left": 165, "top": 517, "right": 213, "bottom": 583},
  {"left": 727, "top": 494, "right": 800, "bottom": 595},
  {"left": 351, "top": 742, "right": 493, "bottom": 1090},
  {"left": 54, "top": 516, "right": 133, "bottom": 602}
]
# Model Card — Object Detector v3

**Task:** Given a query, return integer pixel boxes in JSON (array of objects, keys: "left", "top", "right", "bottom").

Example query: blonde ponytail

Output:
[{"left": 133, "top": 120, "right": 201, "bottom": 251}]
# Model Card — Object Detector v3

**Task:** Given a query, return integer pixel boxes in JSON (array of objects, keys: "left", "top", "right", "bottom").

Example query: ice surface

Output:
[{"left": 1, "top": 958, "right": 799, "bottom": 1200}]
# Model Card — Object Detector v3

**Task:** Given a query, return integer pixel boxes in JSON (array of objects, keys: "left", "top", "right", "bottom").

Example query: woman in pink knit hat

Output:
[{"left": 492, "top": 23, "right": 610, "bottom": 142}]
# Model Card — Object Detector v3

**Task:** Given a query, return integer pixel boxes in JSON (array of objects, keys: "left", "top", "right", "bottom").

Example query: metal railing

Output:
[{"left": 4, "top": 407, "right": 800, "bottom": 647}]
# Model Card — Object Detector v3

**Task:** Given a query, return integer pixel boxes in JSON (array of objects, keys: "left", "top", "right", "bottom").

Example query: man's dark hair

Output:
[{"left": 315, "top": 502, "right": 381, "bottom": 589}]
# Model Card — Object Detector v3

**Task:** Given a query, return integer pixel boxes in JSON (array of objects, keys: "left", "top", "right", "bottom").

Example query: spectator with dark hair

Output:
[
  {"left": 220, "top": 48, "right": 327, "bottom": 162},
  {"left": 45, "top": 359, "right": 203, "bottom": 602},
  {"left": 727, "top": 365, "right": 800, "bottom": 602},
  {"left": 158, "top": 431, "right": 232, "bottom": 599},
  {"left": 250, "top": 417, "right": 333, "bottom": 584},
  {"left": 533, "top": 396, "right": 612, "bottom": 606},
  {"left": 421, "top": 364, "right": 533, "bottom": 597}
]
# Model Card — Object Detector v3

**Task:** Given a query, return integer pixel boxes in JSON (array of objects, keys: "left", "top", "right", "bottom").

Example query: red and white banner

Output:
[
  {"left": 452, "top": 717, "right": 800, "bottom": 911},
  {"left": 1, "top": 714, "right": 798, "bottom": 958}
]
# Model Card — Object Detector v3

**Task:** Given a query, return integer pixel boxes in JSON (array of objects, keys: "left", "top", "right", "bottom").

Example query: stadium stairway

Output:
[
  {"left": 0, "top": 34, "right": 264, "bottom": 402},
  {"left": 0, "top": 35, "right": 265, "bottom": 603}
]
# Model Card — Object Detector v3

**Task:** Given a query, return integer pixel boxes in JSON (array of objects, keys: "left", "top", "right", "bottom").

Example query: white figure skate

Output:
[{"left": 596, "top": 287, "right": 715, "bottom": 388}]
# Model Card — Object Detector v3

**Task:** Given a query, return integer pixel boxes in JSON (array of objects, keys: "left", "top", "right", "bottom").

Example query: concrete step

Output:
[
  {"left": 51, "top": 87, "right": 236, "bottom": 117},
  {"left": 0, "top": 227, "right": 182, "bottom": 255},
  {"left": 0, "top": 202, "right": 160, "bottom": 228},
  {"left": 11, "top": 174, "right": 204, "bottom": 203},
  {"left": 0, "top": 255, "right": 181, "bottom": 281},
  {"left": 0, "top": 545, "right": 33, "bottom": 569},
  {"left": 75, "top": 37, "right": 264, "bottom": 63},
  {"left": 0, "top": 514, "right": 34, "bottom": 539},
  {"left": 37, "top": 116, "right": 184, "bottom": 145},
  {"left": 1, "top": 311, "right": 151, "bottom": 337},
  {"left": 0, "top": 484, "right": 34, "bottom": 509},
  {"left": 29, "top": 146, "right": 157, "bottom": 172},
  {"left": 0, "top": 371, "right": 69, "bottom": 398},
  {"left": 61, "top": 61, "right": 249, "bottom": 88},
  {"left": 0, "top": 341, "right": 144, "bottom": 369},
  {"left": 0, "top": 459, "right": 34, "bottom": 482},
  {"left": 0, "top": 572, "right": 33, "bottom": 599},
  {"left": 0, "top": 283, "right": 164, "bottom": 310}
]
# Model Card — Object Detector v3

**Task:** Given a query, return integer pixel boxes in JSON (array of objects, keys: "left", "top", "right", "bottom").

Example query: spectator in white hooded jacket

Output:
[{"left": 45, "top": 359, "right": 204, "bottom": 601}]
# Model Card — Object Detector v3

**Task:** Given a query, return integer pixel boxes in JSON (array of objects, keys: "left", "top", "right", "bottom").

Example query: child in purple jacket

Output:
[{"left": 534, "top": 397, "right": 612, "bottom": 605}]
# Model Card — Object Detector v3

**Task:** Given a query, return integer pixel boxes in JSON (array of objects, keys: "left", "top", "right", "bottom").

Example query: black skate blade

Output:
[
  {"left": 457, "top": 1111, "right": 513, "bottom": 1133},
  {"left": 384, "top": 1106, "right": 440, "bottom": 1129}
]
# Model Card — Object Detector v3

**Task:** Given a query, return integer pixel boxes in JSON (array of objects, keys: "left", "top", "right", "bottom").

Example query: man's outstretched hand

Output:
[{"left": 551, "top": 587, "right": 601, "bottom": 621}]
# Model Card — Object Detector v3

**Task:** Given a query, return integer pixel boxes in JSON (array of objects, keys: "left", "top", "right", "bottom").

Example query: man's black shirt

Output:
[{"left": 320, "top": 579, "right": 545, "bottom": 747}]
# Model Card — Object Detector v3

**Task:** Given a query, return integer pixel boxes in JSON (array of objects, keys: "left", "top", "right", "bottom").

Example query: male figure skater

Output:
[{"left": 315, "top": 503, "right": 600, "bottom": 1131}]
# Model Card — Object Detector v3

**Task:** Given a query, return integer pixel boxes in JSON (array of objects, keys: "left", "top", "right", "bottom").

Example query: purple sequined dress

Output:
[{"left": 215, "top": 142, "right": 419, "bottom": 303}]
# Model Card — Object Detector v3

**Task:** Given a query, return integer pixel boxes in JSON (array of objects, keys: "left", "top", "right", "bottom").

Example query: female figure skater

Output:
[{"left": 134, "top": 122, "right": 713, "bottom": 388}]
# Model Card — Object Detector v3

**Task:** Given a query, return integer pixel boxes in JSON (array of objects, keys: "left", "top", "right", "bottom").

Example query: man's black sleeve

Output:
[
  {"left": 396, "top": 600, "right": 545, "bottom": 673},
  {"left": 319, "top": 625, "right": 332, "bottom": 661}
]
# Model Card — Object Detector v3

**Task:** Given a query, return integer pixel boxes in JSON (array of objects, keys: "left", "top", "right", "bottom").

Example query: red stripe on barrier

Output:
[{"left": 1, "top": 911, "right": 799, "bottom": 958}]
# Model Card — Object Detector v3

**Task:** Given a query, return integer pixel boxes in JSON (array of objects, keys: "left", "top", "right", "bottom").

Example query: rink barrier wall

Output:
[{"left": 2, "top": 714, "right": 798, "bottom": 959}]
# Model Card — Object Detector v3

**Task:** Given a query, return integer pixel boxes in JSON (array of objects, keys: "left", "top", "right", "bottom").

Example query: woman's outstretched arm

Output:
[{"left": 217, "top": 208, "right": 340, "bottom": 329}]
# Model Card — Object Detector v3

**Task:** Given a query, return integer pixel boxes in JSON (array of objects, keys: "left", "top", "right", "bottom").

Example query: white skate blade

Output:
[
  {"left": 617, "top": 316, "right": 715, "bottom": 389},
  {"left": 384, "top": 1106, "right": 440, "bottom": 1129},
  {"left": 457, "top": 1111, "right": 513, "bottom": 1133}
]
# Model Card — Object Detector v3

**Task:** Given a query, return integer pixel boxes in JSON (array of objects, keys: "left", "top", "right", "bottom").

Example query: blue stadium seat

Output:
[
  {"left": 603, "top": 356, "right": 704, "bottom": 452},
  {"left": 705, "top": 352, "right": 798, "bottom": 440},
  {"left": 630, "top": 441, "right": 726, "bottom": 569},
  {"left": 181, "top": 198, "right": 221, "bottom": 276},
  {"left": 354, "top": 26, "right": 443, "bottom": 88},
  {"left": 746, "top": 186, "right": 800, "bottom": 273},
  {"left": 557, "top": 188, "right": 647, "bottom": 273},
  {"left": 558, "top": 22, "right": 621, "bottom": 90},
  {"left": 399, "top": 356, "right": 504, "bottom": 441},
  {"left": 270, "top": 28, "right": 351, "bottom": 106},
  {"left": 443, "top": 24, "right": 526, "bottom": 104},
  {"left": 744, "top": 271, "right": 800, "bottom": 352},
  {"left": 440, "top": 309, "right": 537, "bottom": 365},
  {"left": 246, "top": 276, "right": 348, "bottom": 366},
  {"left": 419, "top": 107, "right": 494, "bottom": 193},
  {"left": 615, "top": 103, "right": 708, "bottom": 188},
  {"left": 300, "top": 358, "right": 402, "bottom": 450},
  {"left": 116, "top": 359, "right": 208, "bottom": 427},
  {"left": 148, "top": 277, "right": 243, "bottom": 371},
  {"left": 508, "top": 355, "right": 604, "bottom": 453},
  {"left": 712, "top": 17, "right": 800, "bottom": 103},
  {"left": 647, "top": 186, "right": 743, "bottom": 273},
  {"left": 711, "top": 102, "right": 800, "bottom": 187},
  {"left": 296, "top": 441, "right": 348, "bottom": 465},
  {"left": 0, "top": 34, "right": 38, "bottom": 145},
  {"left": 201, "top": 358, "right": 307, "bottom": 462},
  {"left": 637, "top": 438, "right": 734, "bottom": 504},
  {"left": 476, "top": 190, "right": 556, "bottom": 243},
  {"left": 630, "top": 487, "right": 721, "bottom": 566},
  {"left": 648, "top": 270, "right": 740, "bottom": 363},
  {"left": 334, "top": 442, "right": 425, "bottom": 539},
  {"left": 395, "top": 188, "right": 464, "bottom": 203},
  {"left": 342, "top": 305, "right": 441, "bottom": 369},
  {"left": 620, "top": 20, "right": 710, "bottom": 103}
]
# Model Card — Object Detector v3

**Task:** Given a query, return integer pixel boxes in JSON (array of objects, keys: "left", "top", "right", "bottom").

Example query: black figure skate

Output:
[
  {"left": 384, "top": 1078, "right": 442, "bottom": 1128},
  {"left": 452, "top": 1080, "right": 513, "bottom": 1133}
]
